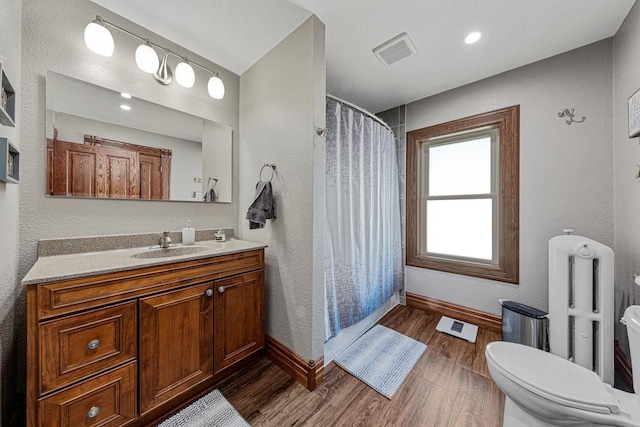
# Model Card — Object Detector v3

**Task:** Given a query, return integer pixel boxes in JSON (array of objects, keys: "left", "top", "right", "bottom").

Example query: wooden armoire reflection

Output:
[{"left": 47, "top": 135, "right": 171, "bottom": 200}]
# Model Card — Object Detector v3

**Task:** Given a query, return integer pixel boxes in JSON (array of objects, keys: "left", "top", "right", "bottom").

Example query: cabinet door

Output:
[
  {"left": 214, "top": 271, "right": 264, "bottom": 373},
  {"left": 139, "top": 283, "right": 214, "bottom": 414}
]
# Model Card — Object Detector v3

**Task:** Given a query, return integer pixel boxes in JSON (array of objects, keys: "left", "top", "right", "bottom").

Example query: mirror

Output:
[{"left": 45, "top": 71, "right": 232, "bottom": 203}]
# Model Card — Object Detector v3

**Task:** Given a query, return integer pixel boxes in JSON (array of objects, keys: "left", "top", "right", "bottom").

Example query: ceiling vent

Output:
[{"left": 373, "top": 32, "right": 416, "bottom": 66}]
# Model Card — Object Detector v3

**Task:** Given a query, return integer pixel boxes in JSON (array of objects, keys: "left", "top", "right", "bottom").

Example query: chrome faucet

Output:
[{"left": 158, "top": 231, "right": 172, "bottom": 248}]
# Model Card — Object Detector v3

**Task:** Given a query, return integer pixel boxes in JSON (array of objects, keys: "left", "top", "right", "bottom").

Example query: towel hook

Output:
[{"left": 259, "top": 163, "right": 276, "bottom": 182}]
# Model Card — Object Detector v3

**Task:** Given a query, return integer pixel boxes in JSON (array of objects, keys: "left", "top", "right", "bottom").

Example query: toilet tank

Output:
[{"left": 623, "top": 305, "right": 640, "bottom": 394}]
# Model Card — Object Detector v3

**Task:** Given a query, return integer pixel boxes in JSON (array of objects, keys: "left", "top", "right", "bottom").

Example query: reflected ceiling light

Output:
[
  {"left": 120, "top": 92, "right": 132, "bottom": 99},
  {"left": 84, "top": 16, "right": 114, "bottom": 57},
  {"left": 465, "top": 31, "right": 482, "bottom": 44},
  {"left": 175, "top": 59, "right": 195, "bottom": 88},
  {"left": 208, "top": 75, "right": 225, "bottom": 100},
  {"left": 120, "top": 104, "right": 131, "bottom": 111},
  {"left": 84, "top": 15, "right": 225, "bottom": 100},
  {"left": 135, "top": 40, "right": 159, "bottom": 73}
]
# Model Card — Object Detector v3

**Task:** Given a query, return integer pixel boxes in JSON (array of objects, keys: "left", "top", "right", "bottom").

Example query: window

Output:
[{"left": 406, "top": 106, "right": 519, "bottom": 283}]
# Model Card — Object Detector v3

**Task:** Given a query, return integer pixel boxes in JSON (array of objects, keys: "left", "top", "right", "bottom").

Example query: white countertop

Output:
[{"left": 23, "top": 238, "right": 267, "bottom": 286}]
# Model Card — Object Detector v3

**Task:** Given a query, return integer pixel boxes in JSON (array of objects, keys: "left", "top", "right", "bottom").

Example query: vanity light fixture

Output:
[
  {"left": 175, "top": 59, "right": 195, "bottom": 88},
  {"left": 135, "top": 40, "right": 159, "bottom": 74},
  {"left": 83, "top": 15, "right": 225, "bottom": 99},
  {"left": 207, "top": 75, "right": 225, "bottom": 100},
  {"left": 84, "top": 16, "right": 114, "bottom": 57},
  {"left": 120, "top": 104, "right": 131, "bottom": 111},
  {"left": 120, "top": 92, "right": 132, "bottom": 99},
  {"left": 465, "top": 31, "right": 482, "bottom": 44}
]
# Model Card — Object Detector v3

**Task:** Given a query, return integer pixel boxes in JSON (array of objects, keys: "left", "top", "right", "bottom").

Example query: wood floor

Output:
[{"left": 218, "top": 305, "right": 505, "bottom": 426}]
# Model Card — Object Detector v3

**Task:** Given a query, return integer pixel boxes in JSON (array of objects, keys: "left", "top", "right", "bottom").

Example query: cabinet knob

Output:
[
  {"left": 205, "top": 289, "right": 214, "bottom": 297},
  {"left": 218, "top": 286, "right": 225, "bottom": 294},
  {"left": 87, "top": 406, "right": 100, "bottom": 418},
  {"left": 87, "top": 339, "right": 100, "bottom": 350}
]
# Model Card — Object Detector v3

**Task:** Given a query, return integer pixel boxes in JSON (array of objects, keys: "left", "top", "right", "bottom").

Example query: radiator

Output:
[{"left": 548, "top": 233, "right": 614, "bottom": 385}]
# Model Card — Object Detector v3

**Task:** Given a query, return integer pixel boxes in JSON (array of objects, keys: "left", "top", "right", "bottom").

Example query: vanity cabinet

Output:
[{"left": 27, "top": 248, "right": 264, "bottom": 427}]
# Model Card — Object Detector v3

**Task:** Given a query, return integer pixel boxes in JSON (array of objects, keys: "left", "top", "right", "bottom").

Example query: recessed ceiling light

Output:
[
  {"left": 120, "top": 92, "right": 132, "bottom": 99},
  {"left": 465, "top": 31, "right": 482, "bottom": 44},
  {"left": 120, "top": 104, "right": 131, "bottom": 111}
]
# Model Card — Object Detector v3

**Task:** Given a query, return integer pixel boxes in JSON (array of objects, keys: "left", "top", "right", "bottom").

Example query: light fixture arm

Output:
[{"left": 95, "top": 15, "right": 221, "bottom": 79}]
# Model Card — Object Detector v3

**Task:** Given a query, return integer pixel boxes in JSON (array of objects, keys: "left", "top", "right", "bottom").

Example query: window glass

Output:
[
  {"left": 426, "top": 199, "right": 493, "bottom": 260},
  {"left": 428, "top": 137, "right": 491, "bottom": 196}
]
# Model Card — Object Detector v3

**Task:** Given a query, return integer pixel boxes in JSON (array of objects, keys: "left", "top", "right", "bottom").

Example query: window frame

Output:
[{"left": 406, "top": 105, "right": 520, "bottom": 284}]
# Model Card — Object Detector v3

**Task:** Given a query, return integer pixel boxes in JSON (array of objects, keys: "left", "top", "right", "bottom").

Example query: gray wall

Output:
[
  {"left": 18, "top": 0, "right": 240, "bottom": 393},
  {"left": 405, "top": 39, "right": 614, "bottom": 317},
  {"left": 613, "top": 0, "right": 640, "bottom": 356},
  {"left": 0, "top": 0, "right": 20, "bottom": 422},
  {"left": 239, "top": 16, "right": 326, "bottom": 361}
]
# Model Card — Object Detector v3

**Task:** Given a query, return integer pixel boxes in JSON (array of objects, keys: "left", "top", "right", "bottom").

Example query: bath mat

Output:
[
  {"left": 156, "top": 389, "right": 249, "bottom": 427},
  {"left": 334, "top": 325, "right": 427, "bottom": 399}
]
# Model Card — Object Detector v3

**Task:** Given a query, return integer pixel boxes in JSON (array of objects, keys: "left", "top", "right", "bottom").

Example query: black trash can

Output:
[{"left": 499, "top": 299, "right": 549, "bottom": 350}]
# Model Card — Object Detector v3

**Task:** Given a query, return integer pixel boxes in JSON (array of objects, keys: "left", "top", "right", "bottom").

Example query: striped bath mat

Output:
[{"left": 334, "top": 325, "right": 427, "bottom": 399}]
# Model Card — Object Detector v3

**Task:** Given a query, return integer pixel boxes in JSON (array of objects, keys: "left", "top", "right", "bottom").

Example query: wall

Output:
[
  {"left": 0, "top": 0, "right": 20, "bottom": 422},
  {"left": 239, "top": 16, "right": 326, "bottom": 361},
  {"left": 406, "top": 39, "right": 614, "bottom": 317},
  {"left": 18, "top": 0, "right": 240, "bottom": 392},
  {"left": 613, "top": 0, "right": 640, "bottom": 356}
]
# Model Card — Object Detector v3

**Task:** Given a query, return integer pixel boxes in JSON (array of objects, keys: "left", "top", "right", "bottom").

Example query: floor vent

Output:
[{"left": 373, "top": 32, "right": 416, "bottom": 66}]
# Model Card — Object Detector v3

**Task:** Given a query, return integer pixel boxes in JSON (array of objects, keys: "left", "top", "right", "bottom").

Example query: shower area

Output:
[{"left": 324, "top": 96, "right": 405, "bottom": 361}]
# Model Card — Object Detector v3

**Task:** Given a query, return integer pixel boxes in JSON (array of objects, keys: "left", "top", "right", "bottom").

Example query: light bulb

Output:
[
  {"left": 84, "top": 18, "right": 114, "bottom": 57},
  {"left": 135, "top": 41, "right": 159, "bottom": 73},
  {"left": 465, "top": 31, "right": 482, "bottom": 44},
  {"left": 207, "top": 75, "right": 225, "bottom": 99},
  {"left": 175, "top": 60, "right": 195, "bottom": 88}
]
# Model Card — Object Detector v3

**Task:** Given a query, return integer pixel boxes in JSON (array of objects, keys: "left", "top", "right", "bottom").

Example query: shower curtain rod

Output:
[{"left": 326, "top": 94, "right": 392, "bottom": 131}]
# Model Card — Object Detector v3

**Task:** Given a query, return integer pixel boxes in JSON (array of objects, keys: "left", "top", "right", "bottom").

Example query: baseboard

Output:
[
  {"left": 406, "top": 292, "right": 502, "bottom": 333},
  {"left": 615, "top": 340, "right": 634, "bottom": 392},
  {"left": 265, "top": 335, "right": 324, "bottom": 391}
]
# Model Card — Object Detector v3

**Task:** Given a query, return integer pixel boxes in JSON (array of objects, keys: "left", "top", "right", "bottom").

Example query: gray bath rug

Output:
[
  {"left": 334, "top": 324, "right": 427, "bottom": 399},
  {"left": 156, "top": 389, "right": 249, "bottom": 427}
]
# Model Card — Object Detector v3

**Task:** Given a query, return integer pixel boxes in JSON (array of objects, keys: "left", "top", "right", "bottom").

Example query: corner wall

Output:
[
  {"left": 405, "top": 39, "right": 614, "bottom": 317},
  {"left": 239, "top": 16, "right": 326, "bottom": 361},
  {"left": 613, "top": 0, "right": 640, "bottom": 355},
  {"left": 0, "top": 0, "right": 20, "bottom": 422}
]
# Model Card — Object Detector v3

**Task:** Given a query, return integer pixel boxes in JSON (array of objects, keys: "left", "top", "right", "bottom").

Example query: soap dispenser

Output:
[
  {"left": 182, "top": 220, "right": 195, "bottom": 246},
  {"left": 214, "top": 229, "right": 226, "bottom": 242}
]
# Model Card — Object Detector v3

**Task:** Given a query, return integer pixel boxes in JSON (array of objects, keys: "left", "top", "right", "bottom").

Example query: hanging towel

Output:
[{"left": 246, "top": 181, "right": 276, "bottom": 229}]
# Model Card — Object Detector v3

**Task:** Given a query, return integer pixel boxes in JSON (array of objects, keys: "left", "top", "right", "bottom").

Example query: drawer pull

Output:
[
  {"left": 87, "top": 406, "right": 100, "bottom": 418},
  {"left": 205, "top": 289, "right": 214, "bottom": 297},
  {"left": 218, "top": 286, "right": 225, "bottom": 294},
  {"left": 87, "top": 339, "right": 100, "bottom": 350}
]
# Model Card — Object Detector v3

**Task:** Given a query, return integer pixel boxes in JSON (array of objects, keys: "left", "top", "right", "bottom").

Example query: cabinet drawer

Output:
[
  {"left": 40, "top": 302, "right": 136, "bottom": 394},
  {"left": 39, "top": 362, "right": 136, "bottom": 427}
]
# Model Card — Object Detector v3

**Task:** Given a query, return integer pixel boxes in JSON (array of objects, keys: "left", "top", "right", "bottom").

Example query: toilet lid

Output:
[{"left": 486, "top": 342, "right": 620, "bottom": 413}]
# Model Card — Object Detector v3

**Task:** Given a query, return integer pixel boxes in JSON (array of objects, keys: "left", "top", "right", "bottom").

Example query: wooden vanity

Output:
[{"left": 25, "top": 242, "right": 265, "bottom": 427}]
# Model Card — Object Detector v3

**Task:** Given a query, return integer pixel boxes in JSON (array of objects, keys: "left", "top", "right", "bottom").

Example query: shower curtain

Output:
[{"left": 325, "top": 98, "right": 403, "bottom": 340}]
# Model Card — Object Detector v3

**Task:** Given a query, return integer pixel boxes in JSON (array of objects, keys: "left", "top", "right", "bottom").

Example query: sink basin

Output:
[{"left": 131, "top": 246, "right": 208, "bottom": 259}]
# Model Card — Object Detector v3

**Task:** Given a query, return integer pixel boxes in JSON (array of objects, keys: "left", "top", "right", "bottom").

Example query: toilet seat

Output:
[{"left": 486, "top": 342, "right": 621, "bottom": 415}]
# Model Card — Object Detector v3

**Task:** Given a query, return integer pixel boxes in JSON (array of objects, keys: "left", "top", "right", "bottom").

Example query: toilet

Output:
[{"left": 486, "top": 305, "right": 640, "bottom": 427}]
